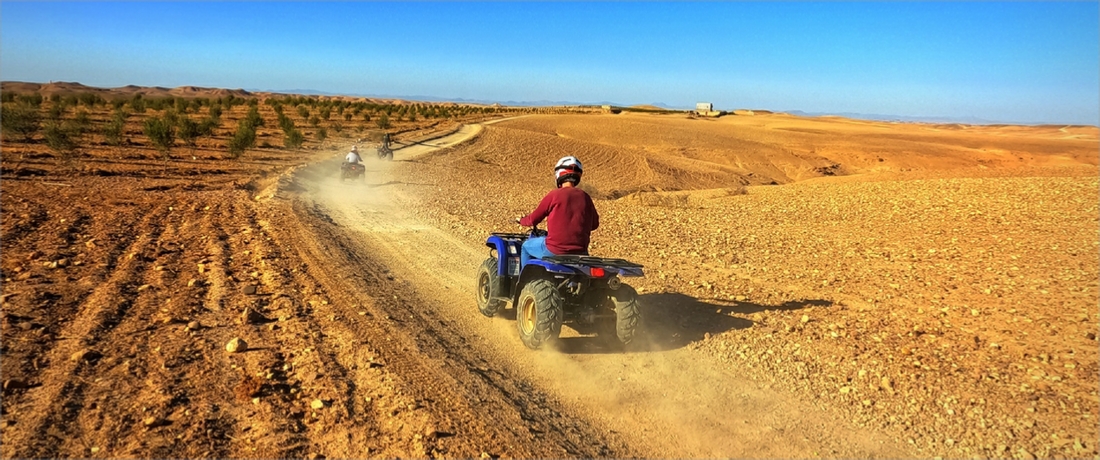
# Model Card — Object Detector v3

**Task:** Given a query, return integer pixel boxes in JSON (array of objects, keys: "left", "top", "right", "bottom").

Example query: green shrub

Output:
[
  {"left": 103, "top": 115, "right": 125, "bottom": 148},
  {"left": 277, "top": 113, "right": 295, "bottom": 133},
  {"left": 1, "top": 92, "right": 15, "bottom": 103},
  {"left": 72, "top": 109, "right": 92, "bottom": 134},
  {"left": 244, "top": 105, "right": 264, "bottom": 128},
  {"left": 343, "top": 113, "right": 352, "bottom": 122},
  {"left": 44, "top": 120, "right": 79, "bottom": 161},
  {"left": 316, "top": 127, "right": 327, "bottom": 143},
  {"left": 284, "top": 128, "right": 304, "bottom": 149},
  {"left": 228, "top": 119, "right": 256, "bottom": 159},
  {"left": 208, "top": 104, "right": 222, "bottom": 121},
  {"left": 17, "top": 93, "right": 44, "bottom": 107},
  {"left": 308, "top": 115, "right": 320, "bottom": 127},
  {"left": 143, "top": 115, "right": 176, "bottom": 159},
  {"left": 319, "top": 107, "right": 331, "bottom": 120},
  {"left": 1, "top": 103, "right": 41, "bottom": 141},
  {"left": 177, "top": 116, "right": 200, "bottom": 153},
  {"left": 362, "top": 112, "right": 371, "bottom": 122},
  {"left": 375, "top": 114, "right": 390, "bottom": 129},
  {"left": 199, "top": 117, "right": 218, "bottom": 137},
  {"left": 331, "top": 122, "right": 343, "bottom": 133},
  {"left": 296, "top": 105, "right": 310, "bottom": 119},
  {"left": 47, "top": 103, "right": 66, "bottom": 120},
  {"left": 130, "top": 95, "right": 147, "bottom": 113}
]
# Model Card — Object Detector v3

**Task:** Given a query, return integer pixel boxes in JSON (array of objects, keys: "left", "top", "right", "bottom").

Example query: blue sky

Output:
[{"left": 2, "top": 2, "right": 1097, "bottom": 125}]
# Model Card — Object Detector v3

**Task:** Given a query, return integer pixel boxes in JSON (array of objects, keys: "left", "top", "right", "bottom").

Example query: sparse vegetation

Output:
[
  {"left": 284, "top": 128, "right": 305, "bottom": 150},
  {"left": 143, "top": 115, "right": 176, "bottom": 160},
  {"left": 228, "top": 119, "right": 256, "bottom": 159},
  {"left": 1, "top": 103, "right": 42, "bottom": 141},
  {"left": 376, "top": 114, "right": 390, "bottom": 129},
  {"left": 43, "top": 120, "right": 79, "bottom": 162}
]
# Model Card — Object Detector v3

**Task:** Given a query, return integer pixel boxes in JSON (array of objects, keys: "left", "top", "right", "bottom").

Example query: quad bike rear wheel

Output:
[
  {"left": 476, "top": 257, "right": 504, "bottom": 317},
  {"left": 597, "top": 284, "right": 641, "bottom": 349},
  {"left": 516, "top": 279, "right": 563, "bottom": 349}
]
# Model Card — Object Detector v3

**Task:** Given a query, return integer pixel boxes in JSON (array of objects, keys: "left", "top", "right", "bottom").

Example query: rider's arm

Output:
[{"left": 519, "top": 193, "right": 554, "bottom": 227}]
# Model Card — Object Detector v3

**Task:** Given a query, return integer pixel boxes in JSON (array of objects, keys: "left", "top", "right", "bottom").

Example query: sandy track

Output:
[{"left": 283, "top": 126, "right": 912, "bottom": 457}]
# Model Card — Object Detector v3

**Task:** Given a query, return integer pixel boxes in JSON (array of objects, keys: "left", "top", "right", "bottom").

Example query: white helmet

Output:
[
  {"left": 351, "top": 145, "right": 358, "bottom": 152},
  {"left": 554, "top": 156, "right": 583, "bottom": 188}
]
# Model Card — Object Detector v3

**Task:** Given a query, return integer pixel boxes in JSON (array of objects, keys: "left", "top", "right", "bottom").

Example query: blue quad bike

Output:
[{"left": 477, "top": 226, "right": 645, "bottom": 350}]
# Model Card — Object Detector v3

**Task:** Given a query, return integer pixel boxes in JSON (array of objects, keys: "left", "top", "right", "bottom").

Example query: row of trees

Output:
[{"left": 2, "top": 91, "right": 526, "bottom": 162}]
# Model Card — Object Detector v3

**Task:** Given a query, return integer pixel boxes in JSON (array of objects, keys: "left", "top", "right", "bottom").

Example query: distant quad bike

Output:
[
  {"left": 376, "top": 143, "right": 393, "bottom": 161},
  {"left": 375, "top": 132, "right": 393, "bottom": 161},
  {"left": 477, "top": 226, "right": 645, "bottom": 350},
  {"left": 340, "top": 162, "right": 365, "bottom": 181}
]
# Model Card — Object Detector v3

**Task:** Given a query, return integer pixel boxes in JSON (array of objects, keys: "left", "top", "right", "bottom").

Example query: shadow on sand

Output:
[{"left": 551, "top": 292, "right": 833, "bottom": 355}]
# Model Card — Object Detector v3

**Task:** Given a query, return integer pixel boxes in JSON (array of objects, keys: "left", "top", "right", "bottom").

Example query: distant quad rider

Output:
[
  {"left": 344, "top": 145, "right": 363, "bottom": 165},
  {"left": 517, "top": 156, "right": 600, "bottom": 267}
]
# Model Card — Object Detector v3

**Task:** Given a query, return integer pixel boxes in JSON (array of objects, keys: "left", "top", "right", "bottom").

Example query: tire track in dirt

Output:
[
  {"left": 1, "top": 204, "right": 171, "bottom": 458},
  {"left": 261, "top": 167, "right": 631, "bottom": 458}
]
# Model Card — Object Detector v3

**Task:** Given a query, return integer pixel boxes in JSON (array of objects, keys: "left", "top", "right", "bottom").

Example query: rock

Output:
[
  {"left": 241, "top": 307, "right": 266, "bottom": 324},
  {"left": 137, "top": 284, "right": 152, "bottom": 292},
  {"left": 1019, "top": 448, "right": 1036, "bottom": 460},
  {"left": 56, "top": 259, "right": 69, "bottom": 267},
  {"left": 143, "top": 416, "right": 166, "bottom": 428},
  {"left": 243, "top": 285, "right": 257, "bottom": 295},
  {"left": 71, "top": 349, "right": 101, "bottom": 362},
  {"left": 187, "top": 279, "right": 201, "bottom": 287},
  {"left": 881, "top": 377, "right": 894, "bottom": 392},
  {"left": 1087, "top": 332, "right": 1096, "bottom": 341},
  {"left": 186, "top": 320, "right": 201, "bottom": 331},
  {"left": 735, "top": 295, "right": 747, "bottom": 302},
  {"left": 197, "top": 263, "right": 206, "bottom": 274},
  {"left": 310, "top": 399, "right": 326, "bottom": 410},
  {"left": 226, "top": 338, "right": 246, "bottom": 353},
  {"left": 801, "top": 314, "right": 810, "bottom": 324}
]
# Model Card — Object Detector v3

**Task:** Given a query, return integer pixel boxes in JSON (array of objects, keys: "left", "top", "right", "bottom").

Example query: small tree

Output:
[
  {"left": 130, "top": 95, "right": 147, "bottom": 113},
  {"left": 208, "top": 104, "right": 222, "bottom": 122},
  {"left": 228, "top": 119, "right": 256, "bottom": 159},
  {"left": 344, "top": 112, "right": 353, "bottom": 122},
  {"left": 296, "top": 105, "right": 310, "bottom": 119},
  {"left": 177, "top": 116, "right": 201, "bottom": 157},
  {"left": 316, "top": 127, "right": 327, "bottom": 145},
  {"left": 319, "top": 107, "right": 331, "bottom": 120},
  {"left": 1, "top": 103, "right": 42, "bottom": 141},
  {"left": 44, "top": 120, "right": 79, "bottom": 162},
  {"left": 244, "top": 105, "right": 264, "bottom": 128},
  {"left": 143, "top": 115, "right": 176, "bottom": 160},
  {"left": 308, "top": 115, "right": 320, "bottom": 127},
  {"left": 376, "top": 114, "right": 390, "bottom": 129},
  {"left": 331, "top": 122, "right": 343, "bottom": 134},
  {"left": 103, "top": 114, "right": 125, "bottom": 150},
  {"left": 283, "top": 128, "right": 304, "bottom": 150}
]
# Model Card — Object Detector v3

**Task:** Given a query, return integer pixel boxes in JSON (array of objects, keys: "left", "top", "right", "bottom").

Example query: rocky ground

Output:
[
  {"left": 2, "top": 106, "right": 1098, "bottom": 458},
  {"left": 399, "top": 115, "right": 1099, "bottom": 459}
]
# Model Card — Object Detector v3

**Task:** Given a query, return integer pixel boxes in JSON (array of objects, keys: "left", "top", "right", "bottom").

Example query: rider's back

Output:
[{"left": 537, "top": 186, "right": 599, "bottom": 255}]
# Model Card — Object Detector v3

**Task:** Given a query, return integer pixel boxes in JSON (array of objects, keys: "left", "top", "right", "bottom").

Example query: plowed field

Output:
[{"left": 3, "top": 110, "right": 1097, "bottom": 459}]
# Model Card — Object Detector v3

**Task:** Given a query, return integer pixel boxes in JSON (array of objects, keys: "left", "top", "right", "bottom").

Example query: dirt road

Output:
[{"left": 282, "top": 125, "right": 913, "bottom": 458}]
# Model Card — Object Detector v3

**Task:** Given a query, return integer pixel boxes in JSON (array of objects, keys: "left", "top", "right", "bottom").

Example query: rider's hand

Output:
[{"left": 515, "top": 217, "right": 524, "bottom": 225}]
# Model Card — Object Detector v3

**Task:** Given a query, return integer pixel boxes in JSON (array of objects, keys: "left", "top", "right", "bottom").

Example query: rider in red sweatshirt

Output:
[{"left": 517, "top": 156, "right": 600, "bottom": 267}]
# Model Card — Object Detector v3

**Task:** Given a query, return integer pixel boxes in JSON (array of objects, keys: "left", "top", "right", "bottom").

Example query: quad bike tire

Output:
[
  {"left": 378, "top": 148, "right": 393, "bottom": 161},
  {"left": 597, "top": 284, "right": 641, "bottom": 349},
  {"left": 515, "top": 279, "right": 563, "bottom": 350},
  {"left": 476, "top": 257, "right": 504, "bottom": 317}
]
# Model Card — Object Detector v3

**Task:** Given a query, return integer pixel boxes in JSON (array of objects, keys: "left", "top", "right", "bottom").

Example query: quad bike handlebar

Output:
[{"left": 514, "top": 218, "right": 548, "bottom": 238}]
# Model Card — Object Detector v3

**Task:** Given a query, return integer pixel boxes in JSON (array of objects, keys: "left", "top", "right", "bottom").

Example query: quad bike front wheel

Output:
[
  {"left": 597, "top": 284, "right": 642, "bottom": 349},
  {"left": 516, "top": 279, "right": 563, "bottom": 350},
  {"left": 476, "top": 257, "right": 504, "bottom": 317}
]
